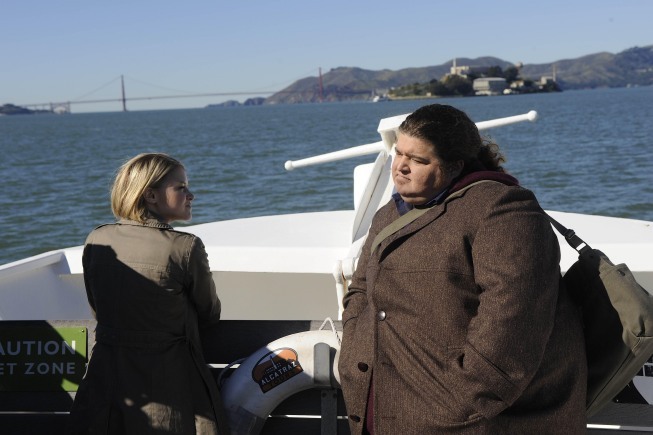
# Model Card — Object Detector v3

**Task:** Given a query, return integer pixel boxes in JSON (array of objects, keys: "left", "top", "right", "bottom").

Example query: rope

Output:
[{"left": 319, "top": 317, "right": 341, "bottom": 346}]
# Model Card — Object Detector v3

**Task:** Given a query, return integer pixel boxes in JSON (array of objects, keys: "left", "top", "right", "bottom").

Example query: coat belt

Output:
[{"left": 95, "top": 324, "right": 187, "bottom": 349}]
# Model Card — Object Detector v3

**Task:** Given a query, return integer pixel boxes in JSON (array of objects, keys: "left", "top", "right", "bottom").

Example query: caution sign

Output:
[{"left": 0, "top": 325, "right": 87, "bottom": 392}]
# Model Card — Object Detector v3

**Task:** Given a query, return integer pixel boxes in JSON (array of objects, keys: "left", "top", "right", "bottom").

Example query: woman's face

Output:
[
  {"left": 146, "top": 167, "right": 194, "bottom": 223},
  {"left": 392, "top": 133, "right": 461, "bottom": 205}
]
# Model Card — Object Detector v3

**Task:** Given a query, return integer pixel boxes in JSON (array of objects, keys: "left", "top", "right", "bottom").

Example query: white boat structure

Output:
[{"left": 1, "top": 109, "right": 652, "bottom": 432}]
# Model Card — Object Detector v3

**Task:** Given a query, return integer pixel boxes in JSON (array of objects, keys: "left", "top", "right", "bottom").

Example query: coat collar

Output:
[
  {"left": 393, "top": 166, "right": 519, "bottom": 215},
  {"left": 117, "top": 218, "right": 173, "bottom": 230},
  {"left": 448, "top": 168, "right": 519, "bottom": 195}
]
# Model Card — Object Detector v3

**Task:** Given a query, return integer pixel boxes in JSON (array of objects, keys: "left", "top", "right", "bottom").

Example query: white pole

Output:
[
  {"left": 284, "top": 110, "right": 538, "bottom": 171},
  {"left": 284, "top": 141, "right": 385, "bottom": 171},
  {"left": 476, "top": 110, "right": 538, "bottom": 130}
]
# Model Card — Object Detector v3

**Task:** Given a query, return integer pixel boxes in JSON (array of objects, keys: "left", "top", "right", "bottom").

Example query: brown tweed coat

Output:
[
  {"left": 338, "top": 180, "right": 587, "bottom": 434},
  {"left": 68, "top": 219, "right": 229, "bottom": 434}
]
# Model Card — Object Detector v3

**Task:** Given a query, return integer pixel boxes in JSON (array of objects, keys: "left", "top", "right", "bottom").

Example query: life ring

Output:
[{"left": 219, "top": 319, "right": 341, "bottom": 435}]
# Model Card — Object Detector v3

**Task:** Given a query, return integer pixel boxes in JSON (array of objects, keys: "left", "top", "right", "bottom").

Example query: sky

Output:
[{"left": 3, "top": 0, "right": 651, "bottom": 113}]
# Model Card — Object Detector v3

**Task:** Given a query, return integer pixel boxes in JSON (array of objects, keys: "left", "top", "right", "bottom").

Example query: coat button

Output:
[
  {"left": 357, "top": 362, "right": 369, "bottom": 372},
  {"left": 349, "top": 414, "right": 361, "bottom": 423},
  {"left": 377, "top": 310, "right": 386, "bottom": 321}
]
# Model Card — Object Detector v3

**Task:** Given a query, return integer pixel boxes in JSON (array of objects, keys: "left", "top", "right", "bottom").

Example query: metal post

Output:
[{"left": 314, "top": 342, "right": 338, "bottom": 434}]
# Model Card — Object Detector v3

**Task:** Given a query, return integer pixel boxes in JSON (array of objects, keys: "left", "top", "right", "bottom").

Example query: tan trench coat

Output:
[
  {"left": 338, "top": 180, "right": 587, "bottom": 434},
  {"left": 68, "top": 219, "right": 229, "bottom": 434}
]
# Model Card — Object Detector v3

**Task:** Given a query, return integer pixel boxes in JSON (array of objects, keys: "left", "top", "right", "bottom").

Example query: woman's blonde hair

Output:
[{"left": 110, "top": 153, "right": 184, "bottom": 222}]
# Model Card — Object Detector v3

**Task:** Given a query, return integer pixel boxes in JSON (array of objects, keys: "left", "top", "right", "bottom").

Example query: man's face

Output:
[{"left": 392, "top": 133, "right": 458, "bottom": 205}]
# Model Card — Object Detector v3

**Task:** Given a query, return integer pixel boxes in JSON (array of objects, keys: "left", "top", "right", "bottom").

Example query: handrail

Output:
[
  {"left": 284, "top": 110, "right": 538, "bottom": 171},
  {"left": 476, "top": 110, "right": 538, "bottom": 130},
  {"left": 284, "top": 141, "right": 384, "bottom": 171}
]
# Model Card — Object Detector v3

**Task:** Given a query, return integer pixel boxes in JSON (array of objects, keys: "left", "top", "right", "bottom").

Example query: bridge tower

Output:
[
  {"left": 121, "top": 75, "right": 127, "bottom": 112},
  {"left": 318, "top": 67, "right": 324, "bottom": 102}
]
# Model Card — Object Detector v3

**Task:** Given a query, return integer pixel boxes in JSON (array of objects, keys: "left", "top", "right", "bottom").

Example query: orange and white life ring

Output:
[{"left": 219, "top": 319, "right": 341, "bottom": 435}]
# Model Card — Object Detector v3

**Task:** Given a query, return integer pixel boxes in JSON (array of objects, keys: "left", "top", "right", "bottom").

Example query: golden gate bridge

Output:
[{"left": 20, "top": 75, "right": 286, "bottom": 113}]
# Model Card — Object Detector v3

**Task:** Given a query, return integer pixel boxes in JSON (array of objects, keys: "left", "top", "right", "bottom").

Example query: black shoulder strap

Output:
[{"left": 546, "top": 214, "right": 592, "bottom": 254}]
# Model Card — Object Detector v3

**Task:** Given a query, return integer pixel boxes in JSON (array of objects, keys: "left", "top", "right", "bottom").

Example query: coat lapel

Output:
[{"left": 373, "top": 180, "right": 500, "bottom": 261}]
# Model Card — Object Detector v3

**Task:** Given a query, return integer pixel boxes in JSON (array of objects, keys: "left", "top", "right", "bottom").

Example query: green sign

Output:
[{"left": 0, "top": 325, "right": 87, "bottom": 392}]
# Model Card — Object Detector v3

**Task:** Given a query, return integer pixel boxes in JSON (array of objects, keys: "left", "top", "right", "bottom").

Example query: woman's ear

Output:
[{"left": 143, "top": 187, "right": 157, "bottom": 204}]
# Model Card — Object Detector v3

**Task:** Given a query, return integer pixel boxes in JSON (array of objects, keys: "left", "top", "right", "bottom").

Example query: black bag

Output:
[{"left": 548, "top": 215, "right": 653, "bottom": 416}]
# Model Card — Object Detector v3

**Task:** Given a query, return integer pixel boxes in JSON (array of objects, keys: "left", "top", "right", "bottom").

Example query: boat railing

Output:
[
  {"left": 0, "top": 318, "right": 651, "bottom": 434},
  {"left": 0, "top": 251, "right": 67, "bottom": 279}
]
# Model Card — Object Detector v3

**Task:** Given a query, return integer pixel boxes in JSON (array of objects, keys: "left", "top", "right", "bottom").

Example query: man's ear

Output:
[
  {"left": 453, "top": 160, "right": 465, "bottom": 177},
  {"left": 143, "top": 187, "right": 157, "bottom": 204}
]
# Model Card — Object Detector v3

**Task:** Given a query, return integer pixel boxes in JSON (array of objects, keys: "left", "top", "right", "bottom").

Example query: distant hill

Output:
[
  {"left": 0, "top": 104, "right": 37, "bottom": 115},
  {"left": 206, "top": 97, "right": 265, "bottom": 108},
  {"left": 520, "top": 46, "right": 653, "bottom": 89},
  {"left": 265, "top": 45, "right": 653, "bottom": 104}
]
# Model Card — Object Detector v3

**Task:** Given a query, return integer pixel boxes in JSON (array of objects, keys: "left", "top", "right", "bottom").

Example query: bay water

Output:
[{"left": 1, "top": 86, "right": 652, "bottom": 265}]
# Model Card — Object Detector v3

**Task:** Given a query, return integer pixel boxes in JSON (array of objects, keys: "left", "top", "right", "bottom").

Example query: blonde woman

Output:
[{"left": 68, "top": 153, "right": 228, "bottom": 434}]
